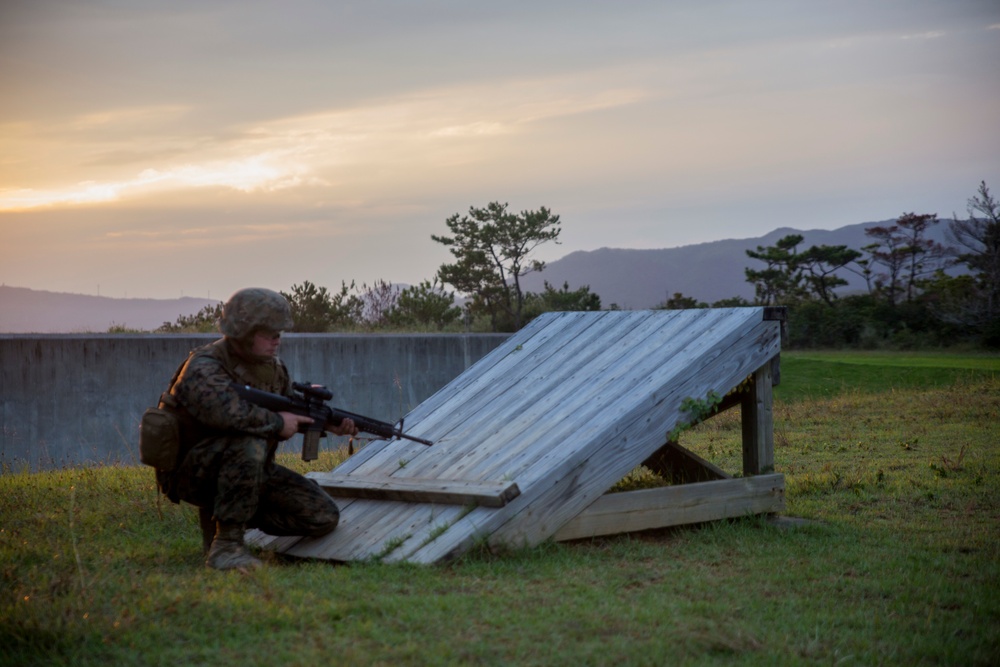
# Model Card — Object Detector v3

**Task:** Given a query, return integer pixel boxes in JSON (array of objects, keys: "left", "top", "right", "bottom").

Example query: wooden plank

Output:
[
  {"left": 403, "top": 311, "right": 581, "bottom": 422},
  {"left": 310, "top": 473, "right": 521, "bottom": 508},
  {"left": 287, "top": 500, "right": 416, "bottom": 561},
  {"left": 401, "top": 312, "right": 781, "bottom": 563},
  {"left": 281, "top": 311, "right": 776, "bottom": 564},
  {"left": 552, "top": 474, "right": 785, "bottom": 541},
  {"left": 382, "top": 309, "right": 760, "bottom": 563},
  {"left": 261, "top": 308, "right": 785, "bottom": 564},
  {"left": 469, "top": 318, "right": 781, "bottom": 553},
  {"left": 336, "top": 311, "right": 624, "bottom": 477},
  {"left": 763, "top": 307, "right": 787, "bottom": 385},
  {"left": 741, "top": 361, "right": 775, "bottom": 475},
  {"left": 446, "top": 308, "right": 743, "bottom": 483},
  {"left": 485, "top": 309, "right": 768, "bottom": 491},
  {"left": 286, "top": 497, "right": 493, "bottom": 563},
  {"left": 261, "top": 313, "right": 608, "bottom": 561},
  {"left": 389, "top": 311, "right": 662, "bottom": 477},
  {"left": 331, "top": 310, "right": 677, "bottom": 510}
]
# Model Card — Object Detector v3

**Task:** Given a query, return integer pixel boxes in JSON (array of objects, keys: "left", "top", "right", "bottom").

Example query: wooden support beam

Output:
[
  {"left": 309, "top": 473, "right": 521, "bottom": 508},
  {"left": 763, "top": 306, "right": 787, "bottom": 386},
  {"left": 552, "top": 474, "right": 785, "bottom": 541},
  {"left": 642, "top": 440, "right": 731, "bottom": 484},
  {"left": 741, "top": 361, "right": 775, "bottom": 475}
]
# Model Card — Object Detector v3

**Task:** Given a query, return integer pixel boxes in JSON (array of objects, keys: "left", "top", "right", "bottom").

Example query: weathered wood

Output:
[
  {"left": 412, "top": 315, "right": 782, "bottom": 563},
  {"left": 763, "top": 307, "right": 786, "bottom": 385},
  {"left": 445, "top": 310, "right": 732, "bottom": 482},
  {"left": 360, "top": 311, "right": 680, "bottom": 481},
  {"left": 310, "top": 473, "right": 522, "bottom": 507},
  {"left": 642, "top": 440, "right": 731, "bottom": 484},
  {"left": 552, "top": 474, "right": 785, "bottom": 541},
  {"left": 259, "top": 308, "right": 786, "bottom": 564},
  {"left": 305, "top": 311, "right": 776, "bottom": 563},
  {"left": 741, "top": 361, "right": 775, "bottom": 475}
]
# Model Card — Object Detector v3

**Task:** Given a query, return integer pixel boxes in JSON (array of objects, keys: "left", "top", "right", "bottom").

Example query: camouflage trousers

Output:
[{"left": 174, "top": 434, "right": 339, "bottom": 537}]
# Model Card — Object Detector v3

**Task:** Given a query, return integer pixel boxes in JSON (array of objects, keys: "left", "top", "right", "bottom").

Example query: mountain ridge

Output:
[
  {"left": 0, "top": 286, "right": 219, "bottom": 334},
  {"left": 521, "top": 219, "right": 955, "bottom": 308},
  {"left": 2, "top": 219, "right": 958, "bottom": 332}
]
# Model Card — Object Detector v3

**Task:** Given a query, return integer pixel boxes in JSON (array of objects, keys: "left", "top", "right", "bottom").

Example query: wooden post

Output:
[{"left": 741, "top": 361, "right": 774, "bottom": 475}]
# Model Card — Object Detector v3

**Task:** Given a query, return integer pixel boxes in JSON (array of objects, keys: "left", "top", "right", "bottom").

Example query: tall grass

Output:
[{"left": 2, "top": 355, "right": 998, "bottom": 666}]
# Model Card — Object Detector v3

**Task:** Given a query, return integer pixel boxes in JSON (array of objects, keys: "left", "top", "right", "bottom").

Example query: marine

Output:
[{"left": 154, "top": 287, "right": 357, "bottom": 571}]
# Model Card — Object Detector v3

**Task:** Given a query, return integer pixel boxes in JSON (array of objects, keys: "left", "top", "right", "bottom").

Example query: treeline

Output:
[
  {"left": 156, "top": 183, "right": 1000, "bottom": 349},
  {"left": 660, "top": 181, "right": 1000, "bottom": 349},
  {"left": 156, "top": 201, "right": 598, "bottom": 335},
  {"left": 155, "top": 277, "right": 600, "bottom": 335}
]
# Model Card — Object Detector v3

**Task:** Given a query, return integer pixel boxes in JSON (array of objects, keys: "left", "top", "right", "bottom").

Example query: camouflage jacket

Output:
[{"left": 168, "top": 338, "right": 290, "bottom": 443}]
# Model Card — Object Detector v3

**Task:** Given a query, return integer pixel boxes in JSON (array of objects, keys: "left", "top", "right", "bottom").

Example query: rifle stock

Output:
[{"left": 232, "top": 382, "right": 433, "bottom": 461}]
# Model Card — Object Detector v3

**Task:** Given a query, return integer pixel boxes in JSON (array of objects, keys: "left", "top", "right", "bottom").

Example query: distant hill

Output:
[
  {"left": 520, "top": 220, "right": 958, "bottom": 309},
  {"left": 2, "top": 219, "right": 961, "bottom": 332},
  {"left": 0, "top": 286, "right": 219, "bottom": 333}
]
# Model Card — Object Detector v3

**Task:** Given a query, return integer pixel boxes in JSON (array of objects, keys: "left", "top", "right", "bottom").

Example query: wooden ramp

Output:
[{"left": 248, "top": 308, "right": 786, "bottom": 564}]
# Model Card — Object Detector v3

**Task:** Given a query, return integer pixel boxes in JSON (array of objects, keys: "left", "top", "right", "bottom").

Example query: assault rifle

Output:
[{"left": 232, "top": 381, "right": 433, "bottom": 461}]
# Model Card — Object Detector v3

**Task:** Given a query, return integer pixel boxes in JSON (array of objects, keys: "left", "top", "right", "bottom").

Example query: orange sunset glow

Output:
[{"left": 1, "top": 2, "right": 998, "bottom": 300}]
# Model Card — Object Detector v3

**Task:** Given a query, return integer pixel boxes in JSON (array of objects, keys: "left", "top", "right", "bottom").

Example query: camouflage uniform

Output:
[{"left": 158, "top": 288, "right": 339, "bottom": 568}]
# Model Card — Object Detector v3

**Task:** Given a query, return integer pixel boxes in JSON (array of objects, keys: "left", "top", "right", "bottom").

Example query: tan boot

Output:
[{"left": 205, "top": 522, "right": 262, "bottom": 571}]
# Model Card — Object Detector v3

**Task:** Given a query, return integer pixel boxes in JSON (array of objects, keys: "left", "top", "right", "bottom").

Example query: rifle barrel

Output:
[{"left": 233, "top": 383, "right": 433, "bottom": 446}]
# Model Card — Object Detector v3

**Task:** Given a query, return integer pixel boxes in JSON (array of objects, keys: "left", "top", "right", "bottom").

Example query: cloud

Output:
[
  {"left": 430, "top": 121, "right": 510, "bottom": 138},
  {"left": 0, "top": 153, "right": 316, "bottom": 210},
  {"left": 899, "top": 31, "right": 946, "bottom": 40},
  {"left": 0, "top": 73, "right": 647, "bottom": 211},
  {"left": 71, "top": 105, "right": 192, "bottom": 129},
  {"left": 0, "top": 182, "right": 127, "bottom": 209},
  {"left": 102, "top": 220, "right": 335, "bottom": 248}
]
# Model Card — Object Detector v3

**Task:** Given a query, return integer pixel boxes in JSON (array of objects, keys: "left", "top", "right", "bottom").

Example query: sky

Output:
[{"left": 1, "top": 1, "right": 998, "bottom": 301}]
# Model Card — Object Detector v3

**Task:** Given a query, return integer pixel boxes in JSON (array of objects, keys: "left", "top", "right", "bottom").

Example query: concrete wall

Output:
[{"left": 0, "top": 333, "right": 509, "bottom": 472}]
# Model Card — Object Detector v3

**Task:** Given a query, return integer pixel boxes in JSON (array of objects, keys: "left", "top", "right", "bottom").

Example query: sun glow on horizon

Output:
[
  {"left": 0, "top": 75, "right": 647, "bottom": 213},
  {"left": 0, "top": 153, "right": 317, "bottom": 211}
]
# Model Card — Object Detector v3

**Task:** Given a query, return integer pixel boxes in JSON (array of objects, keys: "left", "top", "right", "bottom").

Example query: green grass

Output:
[
  {"left": 2, "top": 352, "right": 999, "bottom": 666},
  {"left": 775, "top": 350, "right": 1000, "bottom": 402}
]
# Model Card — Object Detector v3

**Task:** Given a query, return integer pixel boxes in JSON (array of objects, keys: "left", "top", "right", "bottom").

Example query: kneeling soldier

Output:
[{"left": 154, "top": 287, "right": 357, "bottom": 570}]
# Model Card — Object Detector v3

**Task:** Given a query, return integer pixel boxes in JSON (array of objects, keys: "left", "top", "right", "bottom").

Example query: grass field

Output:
[
  {"left": 2, "top": 351, "right": 998, "bottom": 666},
  {"left": 776, "top": 350, "right": 1000, "bottom": 402}
]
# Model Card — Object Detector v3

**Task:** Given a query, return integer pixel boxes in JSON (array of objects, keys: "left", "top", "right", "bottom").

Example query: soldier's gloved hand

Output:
[{"left": 278, "top": 412, "right": 313, "bottom": 440}]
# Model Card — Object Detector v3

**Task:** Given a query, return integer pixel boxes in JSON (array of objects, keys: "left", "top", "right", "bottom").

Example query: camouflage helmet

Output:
[{"left": 218, "top": 288, "right": 294, "bottom": 340}]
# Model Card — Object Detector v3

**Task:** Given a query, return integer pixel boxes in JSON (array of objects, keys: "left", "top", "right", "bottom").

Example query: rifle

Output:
[{"left": 232, "top": 381, "right": 433, "bottom": 461}]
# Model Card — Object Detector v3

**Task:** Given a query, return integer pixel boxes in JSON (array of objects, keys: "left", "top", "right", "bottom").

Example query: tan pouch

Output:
[{"left": 139, "top": 407, "right": 180, "bottom": 471}]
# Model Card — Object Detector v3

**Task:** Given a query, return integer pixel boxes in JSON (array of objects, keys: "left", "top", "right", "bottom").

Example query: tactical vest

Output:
[{"left": 151, "top": 338, "right": 290, "bottom": 501}]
